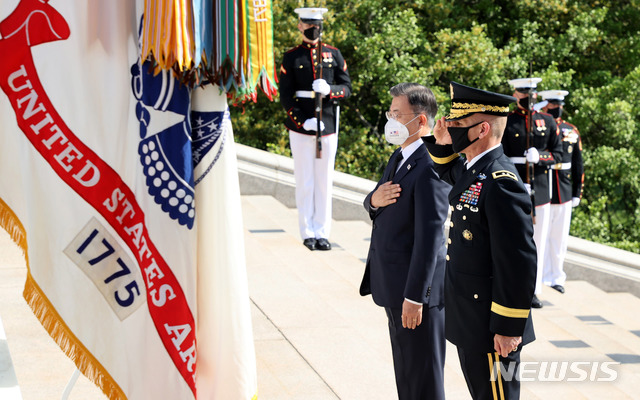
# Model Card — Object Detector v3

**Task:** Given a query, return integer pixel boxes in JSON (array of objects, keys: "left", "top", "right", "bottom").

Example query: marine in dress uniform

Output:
[
  {"left": 502, "top": 78, "right": 562, "bottom": 308},
  {"left": 360, "top": 83, "right": 450, "bottom": 400},
  {"left": 538, "top": 90, "right": 584, "bottom": 294},
  {"left": 278, "top": 7, "right": 351, "bottom": 251},
  {"left": 423, "top": 82, "right": 537, "bottom": 400}
]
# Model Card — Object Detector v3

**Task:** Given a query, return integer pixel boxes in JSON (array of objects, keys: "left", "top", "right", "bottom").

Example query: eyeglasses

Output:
[{"left": 385, "top": 111, "right": 418, "bottom": 120}]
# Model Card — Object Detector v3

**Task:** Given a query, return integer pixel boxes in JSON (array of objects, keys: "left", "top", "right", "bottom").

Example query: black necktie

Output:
[{"left": 389, "top": 152, "right": 404, "bottom": 181}]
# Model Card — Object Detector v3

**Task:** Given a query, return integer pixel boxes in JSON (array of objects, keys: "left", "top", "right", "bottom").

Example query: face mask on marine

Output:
[
  {"left": 547, "top": 107, "right": 562, "bottom": 119},
  {"left": 303, "top": 26, "right": 321, "bottom": 41}
]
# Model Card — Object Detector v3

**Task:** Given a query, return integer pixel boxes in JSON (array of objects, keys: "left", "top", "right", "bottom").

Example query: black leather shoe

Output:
[
  {"left": 531, "top": 294, "right": 543, "bottom": 309},
  {"left": 551, "top": 284, "right": 565, "bottom": 294},
  {"left": 303, "top": 238, "right": 317, "bottom": 251},
  {"left": 316, "top": 238, "right": 332, "bottom": 251}
]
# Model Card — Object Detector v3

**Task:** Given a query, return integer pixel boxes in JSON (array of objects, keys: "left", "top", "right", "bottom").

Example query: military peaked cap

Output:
[
  {"left": 508, "top": 77, "right": 542, "bottom": 91},
  {"left": 446, "top": 81, "right": 516, "bottom": 121},
  {"left": 295, "top": 7, "right": 328, "bottom": 23},
  {"left": 538, "top": 89, "right": 569, "bottom": 105}
]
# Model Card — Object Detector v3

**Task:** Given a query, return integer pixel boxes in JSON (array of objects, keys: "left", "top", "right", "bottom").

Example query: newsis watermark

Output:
[{"left": 491, "top": 361, "right": 620, "bottom": 382}]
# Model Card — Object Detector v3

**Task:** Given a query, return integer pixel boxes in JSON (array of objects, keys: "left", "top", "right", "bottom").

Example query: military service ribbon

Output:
[
  {"left": 140, "top": 0, "right": 277, "bottom": 103},
  {"left": 245, "top": 0, "right": 277, "bottom": 102},
  {"left": 141, "top": 0, "right": 195, "bottom": 73}
]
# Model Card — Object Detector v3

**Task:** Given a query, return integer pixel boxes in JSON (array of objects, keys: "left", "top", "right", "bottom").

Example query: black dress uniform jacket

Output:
[
  {"left": 423, "top": 139, "right": 537, "bottom": 352},
  {"left": 279, "top": 41, "right": 351, "bottom": 135},
  {"left": 502, "top": 109, "right": 562, "bottom": 206},
  {"left": 551, "top": 118, "right": 584, "bottom": 204},
  {"left": 360, "top": 144, "right": 450, "bottom": 308}
]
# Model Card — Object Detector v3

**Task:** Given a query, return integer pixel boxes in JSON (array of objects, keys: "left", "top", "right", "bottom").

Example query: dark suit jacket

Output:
[
  {"left": 359, "top": 143, "right": 451, "bottom": 309},
  {"left": 424, "top": 139, "right": 537, "bottom": 352}
]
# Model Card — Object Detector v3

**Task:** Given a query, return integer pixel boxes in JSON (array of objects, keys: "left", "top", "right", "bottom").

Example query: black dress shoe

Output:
[
  {"left": 303, "top": 238, "right": 317, "bottom": 250},
  {"left": 531, "top": 294, "right": 543, "bottom": 309},
  {"left": 316, "top": 238, "right": 331, "bottom": 251},
  {"left": 551, "top": 284, "right": 565, "bottom": 294}
]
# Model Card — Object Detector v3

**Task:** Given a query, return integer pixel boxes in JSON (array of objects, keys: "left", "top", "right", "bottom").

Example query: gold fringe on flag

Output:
[{"left": 0, "top": 198, "right": 126, "bottom": 400}]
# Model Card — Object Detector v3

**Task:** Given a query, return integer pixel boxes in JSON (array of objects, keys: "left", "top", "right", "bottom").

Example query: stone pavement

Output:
[{"left": 1, "top": 195, "right": 640, "bottom": 399}]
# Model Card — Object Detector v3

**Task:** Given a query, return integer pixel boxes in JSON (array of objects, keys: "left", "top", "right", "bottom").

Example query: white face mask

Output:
[{"left": 384, "top": 115, "right": 420, "bottom": 146}]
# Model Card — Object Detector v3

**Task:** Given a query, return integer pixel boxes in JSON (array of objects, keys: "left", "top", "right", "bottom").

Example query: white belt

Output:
[
  {"left": 295, "top": 90, "right": 315, "bottom": 99},
  {"left": 510, "top": 157, "right": 526, "bottom": 164},
  {"left": 552, "top": 163, "right": 572, "bottom": 170}
]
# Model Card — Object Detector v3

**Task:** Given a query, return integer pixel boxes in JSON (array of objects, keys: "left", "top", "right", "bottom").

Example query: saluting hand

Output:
[
  {"left": 433, "top": 117, "right": 452, "bottom": 145},
  {"left": 370, "top": 181, "right": 401, "bottom": 208}
]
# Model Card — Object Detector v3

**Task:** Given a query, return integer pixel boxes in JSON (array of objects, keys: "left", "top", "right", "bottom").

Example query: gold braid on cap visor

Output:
[{"left": 446, "top": 102, "right": 510, "bottom": 119}]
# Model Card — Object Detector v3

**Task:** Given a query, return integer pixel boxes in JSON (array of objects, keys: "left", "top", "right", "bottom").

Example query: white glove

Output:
[
  {"left": 303, "top": 117, "right": 325, "bottom": 132},
  {"left": 533, "top": 100, "right": 548, "bottom": 112},
  {"left": 571, "top": 197, "right": 581, "bottom": 208},
  {"left": 524, "top": 183, "right": 532, "bottom": 195},
  {"left": 312, "top": 79, "right": 331, "bottom": 96},
  {"left": 525, "top": 147, "right": 540, "bottom": 163}
]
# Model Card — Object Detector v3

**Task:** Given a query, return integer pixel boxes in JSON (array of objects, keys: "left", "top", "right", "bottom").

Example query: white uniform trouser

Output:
[
  {"left": 543, "top": 202, "right": 572, "bottom": 286},
  {"left": 532, "top": 203, "right": 550, "bottom": 295},
  {"left": 289, "top": 130, "right": 338, "bottom": 240}
]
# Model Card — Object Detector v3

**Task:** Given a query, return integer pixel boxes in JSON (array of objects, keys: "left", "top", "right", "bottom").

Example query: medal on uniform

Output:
[
  {"left": 462, "top": 229, "right": 473, "bottom": 241},
  {"left": 458, "top": 182, "right": 483, "bottom": 206}
]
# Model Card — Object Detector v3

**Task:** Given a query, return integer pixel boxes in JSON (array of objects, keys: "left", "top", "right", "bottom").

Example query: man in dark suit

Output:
[
  {"left": 423, "top": 82, "right": 537, "bottom": 400},
  {"left": 360, "top": 83, "right": 450, "bottom": 400}
]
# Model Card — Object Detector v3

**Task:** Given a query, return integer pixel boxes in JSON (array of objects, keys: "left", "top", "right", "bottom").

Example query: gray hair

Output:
[{"left": 389, "top": 83, "right": 438, "bottom": 129}]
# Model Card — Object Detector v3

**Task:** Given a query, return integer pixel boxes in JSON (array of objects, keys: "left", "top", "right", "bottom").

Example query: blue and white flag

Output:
[{"left": 0, "top": 1, "right": 257, "bottom": 398}]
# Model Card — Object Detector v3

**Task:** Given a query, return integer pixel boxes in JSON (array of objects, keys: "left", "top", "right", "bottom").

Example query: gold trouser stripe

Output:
[
  {"left": 428, "top": 151, "right": 459, "bottom": 164},
  {"left": 496, "top": 352, "right": 506, "bottom": 400},
  {"left": 488, "top": 353, "right": 499, "bottom": 400},
  {"left": 491, "top": 302, "right": 530, "bottom": 319}
]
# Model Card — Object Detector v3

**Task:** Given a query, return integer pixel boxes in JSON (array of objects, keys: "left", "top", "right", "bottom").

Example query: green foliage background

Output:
[{"left": 231, "top": 0, "right": 640, "bottom": 253}]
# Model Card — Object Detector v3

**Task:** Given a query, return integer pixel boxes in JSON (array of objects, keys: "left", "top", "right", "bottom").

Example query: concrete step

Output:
[{"left": 523, "top": 283, "right": 640, "bottom": 399}]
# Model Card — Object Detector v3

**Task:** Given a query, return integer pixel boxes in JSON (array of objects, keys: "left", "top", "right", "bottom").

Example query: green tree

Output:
[{"left": 230, "top": 0, "right": 640, "bottom": 252}]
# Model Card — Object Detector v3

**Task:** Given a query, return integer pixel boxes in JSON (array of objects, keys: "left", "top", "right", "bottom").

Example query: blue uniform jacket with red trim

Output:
[{"left": 278, "top": 41, "right": 351, "bottom": 135}]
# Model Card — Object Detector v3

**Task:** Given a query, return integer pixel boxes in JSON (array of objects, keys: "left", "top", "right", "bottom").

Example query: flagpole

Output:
[{"left": 60, "top": 368, "right": 80, "bottom": 400}]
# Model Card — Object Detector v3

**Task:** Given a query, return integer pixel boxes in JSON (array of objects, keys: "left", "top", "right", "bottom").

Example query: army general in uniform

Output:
[
  {"left": 423, "top": 82, "right": 537, "bottom": 400},
  {"left": 278, "top": 7, "right": 351, "bottom": 251}
]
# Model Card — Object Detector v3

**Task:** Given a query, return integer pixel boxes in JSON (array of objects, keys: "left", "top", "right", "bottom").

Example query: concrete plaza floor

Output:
[{"left": 1, "top": 195, "right": 640, "bottom": 399}]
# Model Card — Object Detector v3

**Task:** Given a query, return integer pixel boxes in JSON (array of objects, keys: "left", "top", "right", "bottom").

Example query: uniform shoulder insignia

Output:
[{"left": 492, "top": 170, "right": 518, "bottom": 181}]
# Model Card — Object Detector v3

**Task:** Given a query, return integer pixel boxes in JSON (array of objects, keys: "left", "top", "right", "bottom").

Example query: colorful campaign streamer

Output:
[{"left": 140, "top": 0, "right": 277, "bottom": 103}]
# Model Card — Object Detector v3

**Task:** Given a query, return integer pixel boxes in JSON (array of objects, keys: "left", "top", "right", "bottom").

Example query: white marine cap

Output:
[
  {"left": 508, "top": 77, "right": 542, "bottom": 90},
  {"left": 538, "top": 89, "right": 569, "bottom": 103},
  {"left": 295, "top": 7, "right": 328, "bottom": 21}
]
